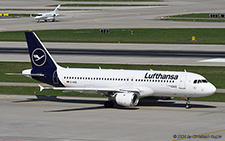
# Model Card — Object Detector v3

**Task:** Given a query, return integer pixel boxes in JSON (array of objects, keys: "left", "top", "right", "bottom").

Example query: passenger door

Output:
[{"left": 179, "top": 75, "right": 186, "bottom": 89}]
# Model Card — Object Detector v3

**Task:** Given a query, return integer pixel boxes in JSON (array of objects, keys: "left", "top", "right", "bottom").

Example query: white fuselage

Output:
[
  {"left": 34, "top": 5, "right": 60, "bottom": 22},
  {"left": 57, "top": 67, "right": 216, "bottom": 98}
]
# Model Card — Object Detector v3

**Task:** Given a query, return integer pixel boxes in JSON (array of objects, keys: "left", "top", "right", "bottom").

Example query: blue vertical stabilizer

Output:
[{"left": 25, "top": 32, "right": 63, "bottom": 86}]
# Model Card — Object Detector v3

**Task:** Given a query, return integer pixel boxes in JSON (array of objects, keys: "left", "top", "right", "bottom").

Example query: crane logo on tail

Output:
[{"left": 32, "top": 48, "right": 46, "bottom": 67}]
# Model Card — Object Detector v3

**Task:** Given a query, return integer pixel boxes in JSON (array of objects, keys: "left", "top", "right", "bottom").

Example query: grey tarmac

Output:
[
  {"left": 0, "top": 94, "right": 225, "bottom": 141},
  {"left": 1, "top": 41, "right": 225, "bottom": 66},
  {"left": 1, "top": 0, "right": 225, "bottom": 31}
]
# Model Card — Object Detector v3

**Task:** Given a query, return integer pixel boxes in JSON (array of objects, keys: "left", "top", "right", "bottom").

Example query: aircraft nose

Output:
[
  {"left": 207, "top": 83, "right": 216, "bottom": 95},
  {"left": 35, "top": 16, "right": 41, "bottom": 19}
]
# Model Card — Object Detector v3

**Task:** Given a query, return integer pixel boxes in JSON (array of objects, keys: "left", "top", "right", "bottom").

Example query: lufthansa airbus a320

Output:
[{"left": 19, "top": 32, "right": 216, "bottom": 109}]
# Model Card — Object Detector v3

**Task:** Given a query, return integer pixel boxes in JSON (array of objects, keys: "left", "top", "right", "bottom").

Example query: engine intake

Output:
[{"left": 115, "top": 92, "right": 139, "bottom": 107}]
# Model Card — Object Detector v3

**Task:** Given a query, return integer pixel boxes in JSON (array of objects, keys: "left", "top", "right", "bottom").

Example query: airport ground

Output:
[
  {"left": 1, "top": 0, "right": 225, "bottom": 140},
  {"left": 1, "top": 94, "right": 225, "bottom": 141},
  {"left": 1, "top": 0, "right": 225, "bottom": 31}
]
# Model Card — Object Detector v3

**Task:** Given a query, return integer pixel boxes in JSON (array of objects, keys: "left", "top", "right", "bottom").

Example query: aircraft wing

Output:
[{"left": 38, "top": 85, "right": 140, "bottom": 93}]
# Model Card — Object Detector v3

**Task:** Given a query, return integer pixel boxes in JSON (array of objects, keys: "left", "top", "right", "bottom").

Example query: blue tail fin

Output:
[
  {"left": 25, "top": 32, "right": 62, "bottom": 86},
  {"left": 25, "top": 32, "right": 58, "bottom": 70}
]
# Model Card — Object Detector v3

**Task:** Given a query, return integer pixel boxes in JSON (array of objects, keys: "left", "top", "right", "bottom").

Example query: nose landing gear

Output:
[{"left": 185, "top": 97, "right": 191, "bottom": 109}]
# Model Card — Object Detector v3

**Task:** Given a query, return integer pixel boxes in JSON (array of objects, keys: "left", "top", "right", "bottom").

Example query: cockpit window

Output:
[
  {"left": 37, "top": 14, "right": 42, "bottom": 16},
  {"left": 202, "top": 79, "right": 208, "bottom": 83},
  {"left": 193, "top": 79, "right": 208, "bottom": 84}
]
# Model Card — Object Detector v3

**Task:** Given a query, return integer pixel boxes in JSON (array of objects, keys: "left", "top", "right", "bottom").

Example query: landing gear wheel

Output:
[
  {"left": 185, "top": 103, "right": 191, "bottom": 109},
  {"left": 104, "top": 101, "right": 114, "bottom": 108}
]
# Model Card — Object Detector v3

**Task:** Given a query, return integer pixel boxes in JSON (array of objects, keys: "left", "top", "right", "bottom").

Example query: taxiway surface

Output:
[
  {"left": 0, "top": 41, "right": 225, "bottom": 66},
  {"left": 1, "top": 0, "right": 225, "bottom": 31},
  {"left": 0, "top": 94, "right": 225, "bottom": 141}
]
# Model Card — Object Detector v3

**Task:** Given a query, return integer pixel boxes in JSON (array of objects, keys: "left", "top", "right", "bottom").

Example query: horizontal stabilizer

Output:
[
  {"left": 38, "top": 85, "right": 51, "bottom": 91},
  {"left": 6, "top": 73, "right": 45, "bottom": 77}
]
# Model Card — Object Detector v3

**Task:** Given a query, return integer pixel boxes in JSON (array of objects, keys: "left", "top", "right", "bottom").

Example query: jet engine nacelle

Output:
[{"left": 115, "top": 92, "right": 139, "bottom": 107}]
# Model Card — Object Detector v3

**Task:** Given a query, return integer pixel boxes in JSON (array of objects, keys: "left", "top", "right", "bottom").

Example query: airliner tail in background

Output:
[{"left": 22, "top": 32, "right": 216, "bottom": 109}]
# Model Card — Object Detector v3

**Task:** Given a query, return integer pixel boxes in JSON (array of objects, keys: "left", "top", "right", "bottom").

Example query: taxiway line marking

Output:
[
  {"left": 0, "top": 95, "right": 16, "bottom": 99},
  {"left": 94, "top": 13, "right": 141, "bottom": 23},
  {"left": 172, "top": 129, "right": 225, "bottom": 141}
]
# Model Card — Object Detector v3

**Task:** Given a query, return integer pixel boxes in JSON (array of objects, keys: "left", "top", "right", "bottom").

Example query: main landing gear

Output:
[
  {"left": 185, "top": 97, "right": 191, "bottom": 109},
  {"left": 104, "top": 94, "right": 116, "bottom": 108},
  {"left": 104, "top": 101, "right": 114, "bottom": 108}
]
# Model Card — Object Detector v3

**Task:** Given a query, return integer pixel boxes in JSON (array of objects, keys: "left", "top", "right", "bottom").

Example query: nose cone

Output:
[
  {"left": 206, "top": 83, "right": 216, "bottom": 96},
  {"left": 35, "top": 16, "right": 42, "bottom": 20}
]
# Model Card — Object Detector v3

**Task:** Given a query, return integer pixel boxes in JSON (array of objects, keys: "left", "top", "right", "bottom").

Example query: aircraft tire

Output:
[{"left": 185, "top": 104, "right": 191, "bottom": 109}]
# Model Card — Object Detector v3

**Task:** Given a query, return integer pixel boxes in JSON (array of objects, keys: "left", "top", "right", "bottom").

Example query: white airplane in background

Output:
[
  {"left": 20, "top": 32, "right": 216, "bottom": 109},
  {"left": 34, "top": 5, "right": 60, "bottom": 22}
]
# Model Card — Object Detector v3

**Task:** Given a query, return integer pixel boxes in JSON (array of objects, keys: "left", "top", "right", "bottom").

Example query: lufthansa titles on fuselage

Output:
[{"left": 144, "top": 73, "right": 179, "bottom": 80}]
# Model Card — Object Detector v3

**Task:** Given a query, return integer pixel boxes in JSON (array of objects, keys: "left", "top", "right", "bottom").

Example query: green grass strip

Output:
[
  {"left": 1, "top": 29, "right": 225, "bottom": 44},
  {"left": 162, "top": 18, "right": 225, "bottom": 22},
  {"left": 162, "top": 13, "right": 225, "bottom": 22},
  {"left": 169, "top": 13, "right": 211, "bottom": 18},
  {"left": 1, "top": 62, "right": 225, "bottom": 89},
  {"left": 0, "top": 8, "right": 95, "bottom": 11},
  {"left": 0, "top": 14, "right": 31, "bottom": 18}
]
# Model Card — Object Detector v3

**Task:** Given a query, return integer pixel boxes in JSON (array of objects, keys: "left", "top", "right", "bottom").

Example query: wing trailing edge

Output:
[{"left": 38, "top": 85, "right": 141, "bottom": 93}]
